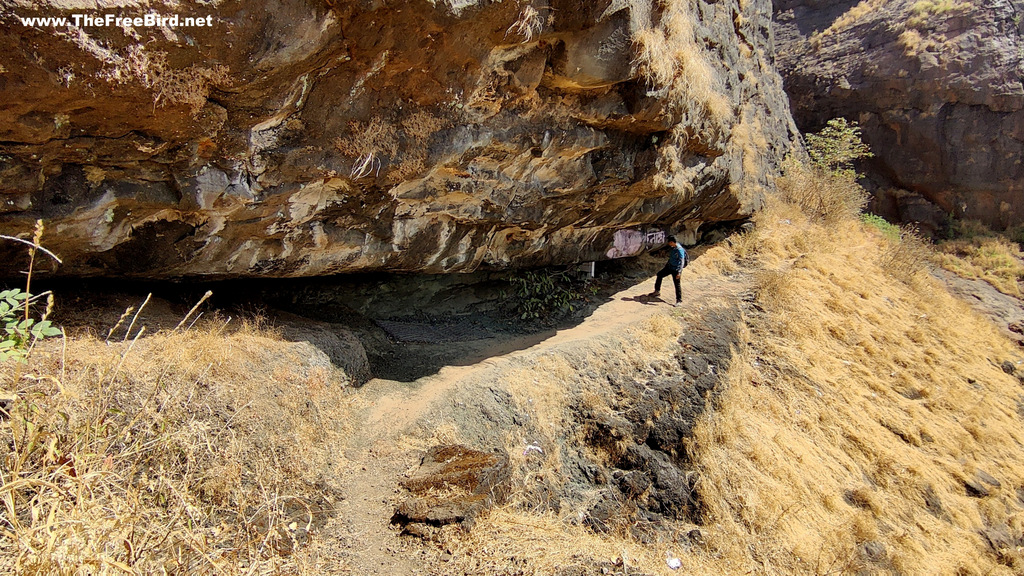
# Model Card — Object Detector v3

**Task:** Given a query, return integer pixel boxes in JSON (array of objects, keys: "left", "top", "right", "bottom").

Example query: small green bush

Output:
[
  {"left": 0, "top": 220, "right": 63, "bottom": 362},
  {"left": 503, "top": 269, "right": 596, "bottom": 321},
  {"left": 861, "top": 213, "right": 901, "bottom": 242},
  {"left": 0, "top": 289, "right": 60, "bottom": 362},
  {"left": 805, "top": 118, "right": 874, "bottom": 179}
]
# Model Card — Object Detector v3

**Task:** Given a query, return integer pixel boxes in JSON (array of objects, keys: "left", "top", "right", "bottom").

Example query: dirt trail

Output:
[
  {"left": 325, "top": 269, "right": 748, "bottom": 574},
  {"left": 323, "top": 263, "right": 1024, "bottom": 574}
]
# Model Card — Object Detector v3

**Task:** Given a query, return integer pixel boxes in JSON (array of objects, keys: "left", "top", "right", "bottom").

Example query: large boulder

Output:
[
  {"left": 774, "top": 0, "right": 1024, "bottom": 228},
  {"left": 0, "top": 0, "right": 797, "bottom": 278}
]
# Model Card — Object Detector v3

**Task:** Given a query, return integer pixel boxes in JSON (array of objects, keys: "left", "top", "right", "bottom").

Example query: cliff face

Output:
[
  {"left": 0, "top": 0, "right": 797, "bottom": 278},
  {"left": 774, "top": 0, "right": 1024, "bottom": 230}
]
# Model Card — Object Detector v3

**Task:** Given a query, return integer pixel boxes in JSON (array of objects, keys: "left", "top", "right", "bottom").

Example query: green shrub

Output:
[
  {"left": 0, "top": 289, "right": 60, "bottom": 362},
  {"left": 805, "top": 118, "right": 874, "bottom": 179},
  {"left": 0, "top": 220, "right": 63, "bottom": 362},
  {"left": 861, "top": 213, "right": 901, "bottom": 242},
  {"left": 503, "top": 269, "right": 596, "bottom": 321},
  {"left": 1007, "top": 224, "right": 1024, "bottom": 247}
]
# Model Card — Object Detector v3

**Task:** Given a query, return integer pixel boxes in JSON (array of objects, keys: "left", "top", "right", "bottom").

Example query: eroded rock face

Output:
[
  {"left": 774, "top": 0, "right": 1024, "bottom": 228},
  {"left": 392, "top": 444, "right": 511, "bottom": 537},
  {"left": 0, "top": 0, "right": 796, "bottom": 278}
]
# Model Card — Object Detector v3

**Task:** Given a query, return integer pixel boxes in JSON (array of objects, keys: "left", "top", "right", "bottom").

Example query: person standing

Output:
[{"left": 649, "top": 235, "right": 687, "bottom": 306}]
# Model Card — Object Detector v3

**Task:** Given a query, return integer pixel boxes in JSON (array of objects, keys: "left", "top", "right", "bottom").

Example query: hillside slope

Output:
[{"left": 4, "top": 168, "right": 1024, "bottom": 574}]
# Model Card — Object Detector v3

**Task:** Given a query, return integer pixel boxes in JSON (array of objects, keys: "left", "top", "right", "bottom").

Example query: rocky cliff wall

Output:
[
  {"left": 774, "top": 0, "right": 1024, "bottom": 229},
  {"left": 0, "top": 0, "right": 797, "bottom": 278}
]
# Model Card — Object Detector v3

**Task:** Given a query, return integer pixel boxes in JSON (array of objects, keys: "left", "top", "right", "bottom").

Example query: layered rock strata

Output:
[{"left": 1, "top": 0, "right": 796, "bottom": 278}]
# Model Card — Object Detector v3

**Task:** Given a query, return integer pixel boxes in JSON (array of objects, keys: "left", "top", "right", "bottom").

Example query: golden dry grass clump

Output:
[
  {"left": 633, "top": 0, "right": 732, "bottom": 128},
  {"left": 938, "top": 221, "right": 1024, "bottom": 297},
  {"left": 0, "top": 313, "right": 354, "bottom": 574},
  {"left": 334, "top": 112, "right": 446, "bottom": 182},
  {"left": 688, "top": 171, "right": 1024, "bottom": 574}
]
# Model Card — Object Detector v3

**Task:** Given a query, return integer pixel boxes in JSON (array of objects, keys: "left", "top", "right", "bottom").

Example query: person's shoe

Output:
[
  {"left": 674, "top": 301, "right": 682, "bottom": 307},
  {"left": 648, "top": 291, "right": 660, "bottom": 297}
]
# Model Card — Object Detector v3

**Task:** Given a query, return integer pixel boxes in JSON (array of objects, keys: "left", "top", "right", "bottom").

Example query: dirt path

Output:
[{"left": 322, "top": 268, "right": 749, "bottom": 574}]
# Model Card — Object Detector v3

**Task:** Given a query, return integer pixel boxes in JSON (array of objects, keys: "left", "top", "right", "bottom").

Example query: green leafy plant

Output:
[
  {"left": 0, "top": 289, "right": 60, "bottom": 362},
  {"left": 860, "top": 213, "right": 901, "bottom": 241},
  {"left": 805, "top": 118, "right": 874, "bottom": 178},
  {"left": 0, "top": 220, "right": 64, "bottom": 362},
  {"left": 503, "top": 269, "right": 597, "bottom": 321},
  {"left": 778, "top": 118, "right": 875, "bottom": 223}
]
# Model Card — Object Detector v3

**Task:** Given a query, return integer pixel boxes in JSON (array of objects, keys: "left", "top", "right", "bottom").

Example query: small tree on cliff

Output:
[
  {"left": 805, "top": 117, "right": 874, "bottom": 179},
  {"left": 778, "top": 118, "right": 874, "bottom": 222}
]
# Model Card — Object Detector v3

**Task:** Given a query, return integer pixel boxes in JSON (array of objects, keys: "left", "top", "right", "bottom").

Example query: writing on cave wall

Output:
[{"left": 606, "top": 229, "right": 666, "bottom": 259}]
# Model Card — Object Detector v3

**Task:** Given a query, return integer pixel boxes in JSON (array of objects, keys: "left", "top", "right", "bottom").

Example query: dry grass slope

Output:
[
  {"left": 938, "top": 221, "right": 1024, "bottom": 297},
  {"left": 693, "top": 181, "right": 1024, "bottom": 574},
  {"left": 437, "top": 164, "right": 1024, "bottom": 575},
  {"left": 1, "top": 314, "right": 355, "bottom": 574}
]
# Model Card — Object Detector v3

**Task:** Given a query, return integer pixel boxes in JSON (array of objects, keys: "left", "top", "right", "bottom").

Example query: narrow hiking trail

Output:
[{"left": 319, "top": 267, "right": 753, "bottom": 574}]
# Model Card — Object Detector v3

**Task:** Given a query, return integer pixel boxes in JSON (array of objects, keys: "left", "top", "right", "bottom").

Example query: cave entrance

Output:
[
  {"left": 34, "top": 256, "right": 660, "bottom": 383},
  {"left": 244, "top": 257, "right": 658, "bottom": 382}
]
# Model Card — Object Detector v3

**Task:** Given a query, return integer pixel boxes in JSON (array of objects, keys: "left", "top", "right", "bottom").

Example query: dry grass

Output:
[
  {"left": 0, "top": 309, "right": 355, "bottom": 574},
  {"left": 775, "top": 157, "right": 868, "bottom": 224},
  {"left": 938, "top": 222, "right": 1024, "bottom": 297},
  {"left": 898, "top": 29, "right": 927, "bottom": 56},
  {"left": 104, "top": 45, "right": 230, "bottom": 113},
  {"left": 460, "top": 163, "right": 1024, "bottom": 575},
  {"left": 815, "top": 0, "right": 887, "bottom": 39},
  {"left": 334, "top": 112, "right": 445, "bottom": 182},
  {"left": 814, "top": 0, "right": 968, "bottom": 49},
  {"left": 633, "top": 0, "right": 732, "bottom": 128},
  {"left": 727, "top": 110, "right": 771, "bottom": 209},
  {"left": 686, "top": 170, "right": 1024, "bottom": 574},
  {"left": 505, "top": 4, "right": 544, "bottom": 43},
  {"left": 909, "top": 0, "right": 972, "bottom": 28},
  {"left": 441, "top": 508, "right": 691, "bottom": 575}
]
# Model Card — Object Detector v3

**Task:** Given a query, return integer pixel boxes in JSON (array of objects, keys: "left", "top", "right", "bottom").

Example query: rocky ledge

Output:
[{"left": 0, "top": 0, "right": 796, "bottom": 278}]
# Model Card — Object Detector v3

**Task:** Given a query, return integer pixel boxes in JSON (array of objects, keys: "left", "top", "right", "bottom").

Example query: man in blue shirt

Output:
[{"left": 649, "top": 235, "right": 686, "bottom": 306}]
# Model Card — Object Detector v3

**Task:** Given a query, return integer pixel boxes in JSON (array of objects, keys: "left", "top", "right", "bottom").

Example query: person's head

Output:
[{"left": 667, "top": 235, "right": 677, "bottom": 247}]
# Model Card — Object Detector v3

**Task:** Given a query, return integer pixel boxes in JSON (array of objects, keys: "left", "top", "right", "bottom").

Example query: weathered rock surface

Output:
[
  {"left": 392, "top": 444, "right": 511, "bottom": 537},
  {"left": 0, "top": 0, "right": 796, "bottom": 278},
  {"left": 773, "top": 0, "right": 1024, "bottom": 228},
  {"left": 575, "top": 307, "right": 739, "bottom": 533}
]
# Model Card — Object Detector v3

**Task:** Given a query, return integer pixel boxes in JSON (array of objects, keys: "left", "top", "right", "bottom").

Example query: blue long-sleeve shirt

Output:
[{"left": 667, "top": 245, "right": 686, "bottom": 271}]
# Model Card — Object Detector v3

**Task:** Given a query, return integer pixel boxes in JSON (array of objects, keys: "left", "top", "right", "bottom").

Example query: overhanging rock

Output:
[{"left": 0, "top": 0, "right": 798, "bottom": 278}]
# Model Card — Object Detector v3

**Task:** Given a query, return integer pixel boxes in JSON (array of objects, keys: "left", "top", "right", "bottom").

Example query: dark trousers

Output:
[{"left": 655, "top": 266, "right": 682, "bottom": 302}]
